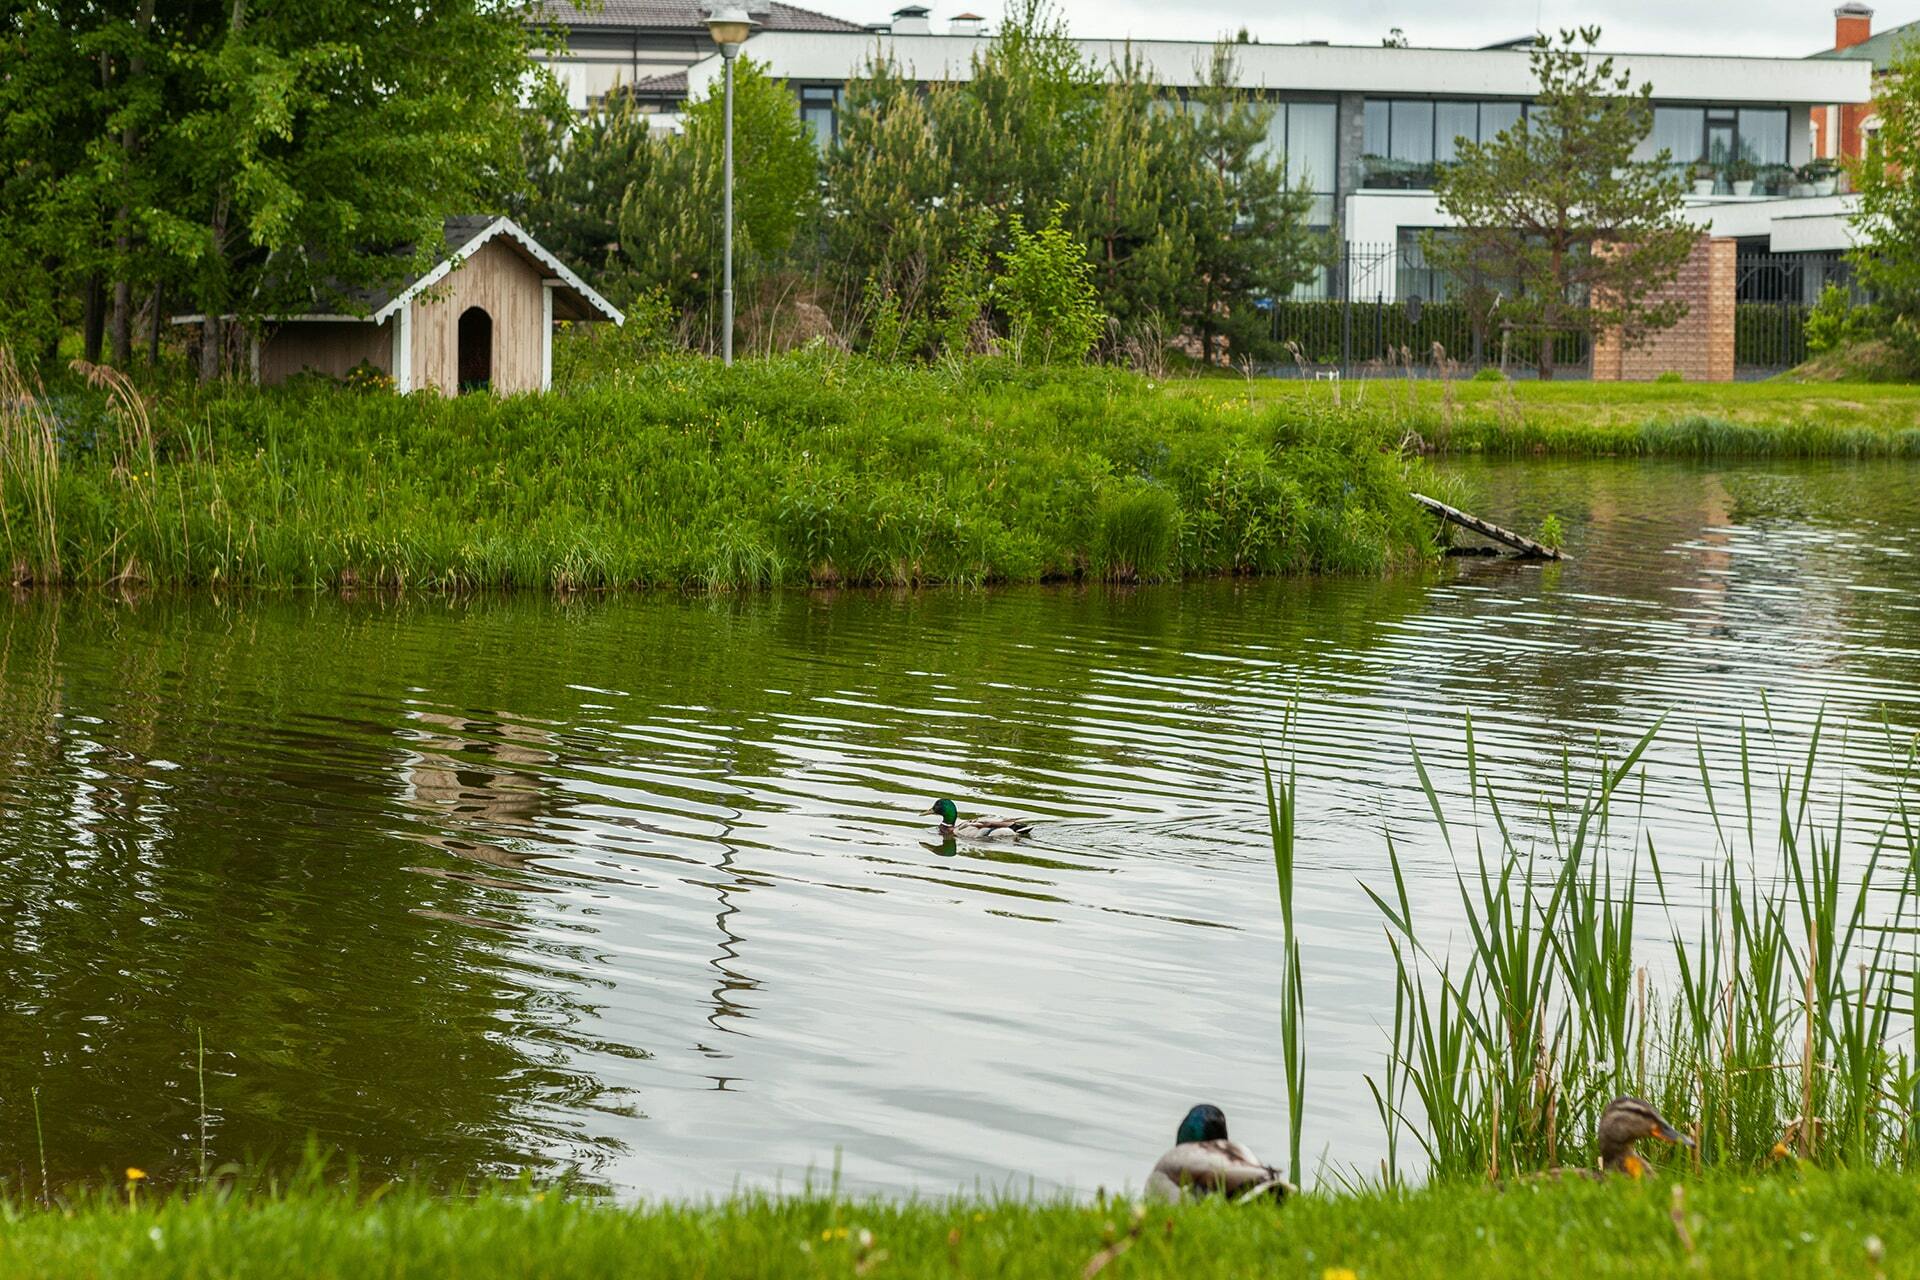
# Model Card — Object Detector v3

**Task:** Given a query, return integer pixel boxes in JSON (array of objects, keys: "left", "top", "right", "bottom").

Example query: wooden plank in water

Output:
[{"left": 1410, "top": 492, "right": 1563, "bottom": 560}]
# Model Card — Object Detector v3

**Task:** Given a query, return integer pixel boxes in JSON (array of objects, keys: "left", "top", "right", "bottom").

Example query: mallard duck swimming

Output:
[
  {"left": 1531, "top": 1096, "right": 1694, "bottom": 1181},
  {"left": 1145, "top": 1104, "right": 1293, "bottom": 1202},
  {"left": 922, "top": 798, "right": 1034, "bottom": 841}
]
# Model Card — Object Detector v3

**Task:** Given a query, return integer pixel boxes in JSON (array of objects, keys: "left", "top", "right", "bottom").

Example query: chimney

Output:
[
  {"left": 1835, "top": 1, "right": 1874, "bottom": 50},
  {"left": 890, "top": 4, "right": 932, "bottom": 34},
  {"left": 950, "top": 11, "right": 985, "bottom": 35}
]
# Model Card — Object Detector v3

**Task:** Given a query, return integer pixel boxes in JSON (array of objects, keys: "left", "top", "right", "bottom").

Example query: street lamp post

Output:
[{"left": 705, "top": 7, "right": 756, "bottom": 366}]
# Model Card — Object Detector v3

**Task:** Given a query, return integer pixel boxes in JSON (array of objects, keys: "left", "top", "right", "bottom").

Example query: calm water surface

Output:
[{"left": 4, "top": 458, "right": 1920, "bottom": 1198}]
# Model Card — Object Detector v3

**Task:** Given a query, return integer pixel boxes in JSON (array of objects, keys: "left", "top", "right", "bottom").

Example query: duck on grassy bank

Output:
[
  {"left": 1531, "top": 1097, "right": 1695, "bottom": 1182},
  {"left": 922, "top": 798, "right": 1034, "bottom": 841},
  {"left": 1145, "top": 1104, "right": 1293, "bottom": 1203}
]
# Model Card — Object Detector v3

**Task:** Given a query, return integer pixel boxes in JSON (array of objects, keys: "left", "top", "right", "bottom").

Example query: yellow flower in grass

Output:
[
  {"left": 1323, "top": 1269, "right": 1359, "bottom": 1280},
  {"left": 126, "top": 1168, "right": 147, "bottom": 1182}
]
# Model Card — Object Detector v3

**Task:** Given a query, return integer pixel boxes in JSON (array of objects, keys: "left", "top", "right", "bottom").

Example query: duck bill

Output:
[{"left": 1653, "top": 1122, "right": 1696, "bottom": 1149}]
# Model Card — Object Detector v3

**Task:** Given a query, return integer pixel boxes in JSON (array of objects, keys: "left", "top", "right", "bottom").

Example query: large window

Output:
[
  {"left": 1256, "top": 98, "right": 1338, "bottom": 226},
  {"left": 1362, "top": 98, "right": 1530, "bottom": 189},
  {"left": 1635, "top": 104, "right": 1791, "bottom": 192},
  {"left": 1648, "top": 107, "right": 1705, "bottom": 164}
]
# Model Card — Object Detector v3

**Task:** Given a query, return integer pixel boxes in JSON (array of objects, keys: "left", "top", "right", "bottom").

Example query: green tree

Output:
[
  {"left": 617, "top": 57, "right": 818, "bottom": 349},
  {"left": 515, "top": 90, "right": 661, "bottom": 304},
  {"left": 1426, "top": 27, "right": 1693, "bottom": 379},
  {"left": 821, "top": 57, "right": 957, "bottom": 333},
  {"left": 1185, "top": 44, "right": 1319, "bottom": 364},
  {"left": 1849, "top": 35, "right": 1920, "bottom": 361},
  {"left": 0, "top": 0, "right": 540, "bottom": 379},
  {"left": 1061, "top": 52, "right": 1196, "bottom": 342},
  {"left": 823, "top": 14, "right": 1314, "bottom": 364},
  {"left": 927, "top": 0, "right": 1100, "bottom": 220}
]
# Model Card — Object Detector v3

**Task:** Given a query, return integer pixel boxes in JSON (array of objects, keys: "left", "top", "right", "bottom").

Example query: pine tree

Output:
[
  {"left": 1426, "top": 27, "right": 1692, "bottom": 380},
  {"left": 1185, "top": 45, "right": 1319, "bottom": 365}
]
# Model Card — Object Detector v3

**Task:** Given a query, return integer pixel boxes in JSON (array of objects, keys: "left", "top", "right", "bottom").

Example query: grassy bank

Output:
[
  {"left": 1182, "top": 377, "right": 1920, "bottom": 457},
  {"left": 0, "top": 351, "right": 1440, "bottom": 592},
  {"left": 3, "top": 1171, "right": 1913, "bottom": 1278}
]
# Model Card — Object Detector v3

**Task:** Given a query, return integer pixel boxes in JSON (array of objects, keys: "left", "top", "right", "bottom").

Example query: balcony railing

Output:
[{"left": 1360, "top": 155, "right": 1847, "bottom": 199}]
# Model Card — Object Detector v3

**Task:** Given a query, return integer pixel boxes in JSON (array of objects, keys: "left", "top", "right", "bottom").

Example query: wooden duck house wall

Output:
[
  {"left": 406, "top": 239, "right": 550, "bottom": 395},
  {"left": 256, "top": 320, "right": 397, "bottom": 386}
]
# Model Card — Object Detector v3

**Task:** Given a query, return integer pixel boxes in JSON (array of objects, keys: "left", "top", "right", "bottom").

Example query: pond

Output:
[{"left": 4, "top": 457, "right": 1920, "bottom": 1199}]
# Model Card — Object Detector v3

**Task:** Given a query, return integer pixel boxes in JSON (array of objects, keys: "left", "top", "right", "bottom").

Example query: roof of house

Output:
[
  {"left": 627, "top": 70, "right": 689, "bottom": 97},
  {"left": 173, "top": 217, "right": 624, "bottom": 326},
  {"left": 532, "top": 1, "right": 864, "bottom": 33},
  {"left": 1808, "top": 18, "right": 1920, "bottom": 71}
]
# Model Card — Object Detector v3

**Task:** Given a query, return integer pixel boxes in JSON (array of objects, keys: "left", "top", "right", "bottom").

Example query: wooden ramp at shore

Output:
[{"left": 1410, "top": 493, "right": 1563, "bottom": 560}]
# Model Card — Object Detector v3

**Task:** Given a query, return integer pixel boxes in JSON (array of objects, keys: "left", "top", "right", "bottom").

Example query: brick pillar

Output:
[{"left": 1591, "top": 235, "right": 1735, "bottom": 383}]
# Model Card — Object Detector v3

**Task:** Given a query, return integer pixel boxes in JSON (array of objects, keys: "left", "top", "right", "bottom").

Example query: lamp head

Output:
[{"left": 706, "top": 6, "right": 756, "bottom": 52}]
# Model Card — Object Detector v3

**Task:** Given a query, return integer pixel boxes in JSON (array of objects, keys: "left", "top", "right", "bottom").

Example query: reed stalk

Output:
[{"left": 1263, "top": 748, "right": 1305, "bottom": 1188}]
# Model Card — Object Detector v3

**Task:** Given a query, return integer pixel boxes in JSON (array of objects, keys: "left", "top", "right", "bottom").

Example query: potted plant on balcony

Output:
[
  {"left": 1790, "top": 162, "right": 1816, "bottom": 197},
  {"left": 1691, "top": 161, "right": 1717, "bottom": 197},
  {"left": 1807, "top": 158, "right": 1839, "bottom": 197},
  {"left": 1727, "top": 153, "right": 1756, "bottom": 197}
]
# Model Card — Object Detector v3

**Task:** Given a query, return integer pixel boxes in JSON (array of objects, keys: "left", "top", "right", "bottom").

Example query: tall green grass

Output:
[
  {"left": 1184, "top": 377, "right": 1920, "bottom": 458},
  {"left": 1355, "top": 713, "right": 1920, "bottom": 1181},
  {"left": 0, "top": 350, "right": 1442, "bottom": 591}
]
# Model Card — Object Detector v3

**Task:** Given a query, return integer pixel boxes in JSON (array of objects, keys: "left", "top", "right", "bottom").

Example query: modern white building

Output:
[
  {"left": 532, "top": 4, "right": 1875, "bottom": 304},
  {"left": 661, "top": 11, "right": 1873, "bottom": 299}
]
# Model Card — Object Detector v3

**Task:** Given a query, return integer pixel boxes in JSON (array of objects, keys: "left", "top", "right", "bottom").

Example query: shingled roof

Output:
[
  {"left": 173, "top": 217, "right": 624, "bottom": 326},
  {"left": 532, "top": 1, "right": 863, "bottom": 33}
]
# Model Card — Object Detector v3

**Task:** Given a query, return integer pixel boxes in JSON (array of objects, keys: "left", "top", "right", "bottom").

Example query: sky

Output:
[{"left": 795, "top": 0, "right": 1900, "bottom": 58}]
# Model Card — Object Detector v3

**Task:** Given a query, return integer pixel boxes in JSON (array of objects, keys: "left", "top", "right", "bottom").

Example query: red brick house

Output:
[{"left": 1809, "top": 3, "right": 1920, "bottom": 161}]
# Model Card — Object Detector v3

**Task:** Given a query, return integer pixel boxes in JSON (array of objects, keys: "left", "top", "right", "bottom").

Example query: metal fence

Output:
[
  {"left": 1734, "top": 248, "right": 1853, "bottom": 375},
  {"left": 1262, "top": 241, "right": 1851, "bottom": 379}
]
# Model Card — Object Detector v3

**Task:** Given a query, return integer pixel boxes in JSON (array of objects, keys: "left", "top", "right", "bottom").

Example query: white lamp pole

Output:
[{"left": 706, "top": 7, "right": 756, "bottom": 366}]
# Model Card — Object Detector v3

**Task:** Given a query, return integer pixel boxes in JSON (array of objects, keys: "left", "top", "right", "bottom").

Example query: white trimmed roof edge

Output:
[
  {"left": 373, "top": 217, "right": 626, "bottom": 326},
  {"left": 685, "top": 32, "right": 1874, "bottom": 104}
]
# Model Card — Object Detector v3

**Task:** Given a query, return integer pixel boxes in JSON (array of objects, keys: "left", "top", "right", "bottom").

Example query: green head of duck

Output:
[
  {"left": 1177, "top": 1103, "right": 1229, "bottom": 1145},
  {"left": 924, "top": 798, "right": 959, "bottom": 826}
]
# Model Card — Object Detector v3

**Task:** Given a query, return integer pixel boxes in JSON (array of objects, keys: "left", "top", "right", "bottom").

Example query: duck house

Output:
[{"left": 184, "top": 216, "right": 623, "bottom": 394}]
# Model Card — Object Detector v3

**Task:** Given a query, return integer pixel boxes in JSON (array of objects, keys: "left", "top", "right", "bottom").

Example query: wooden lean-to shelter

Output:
[{"left": 178, "top": 216, "right": 624, "bottom": 394}]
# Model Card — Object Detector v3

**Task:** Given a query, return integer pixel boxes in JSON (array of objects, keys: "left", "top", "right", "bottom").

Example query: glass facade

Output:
[
  {"left": 1362, "top": 98, "right": 1530, "bottom": 188},
  {"left": 1634, "top": 104, "right": 1791, "bottom": 193},
  {"left": 1267, "top": 99, "right": 1338, "bottom": 227}
]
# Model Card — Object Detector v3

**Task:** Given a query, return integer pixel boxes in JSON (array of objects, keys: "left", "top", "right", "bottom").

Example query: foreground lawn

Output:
[
  {"left": 2, "top": 1171, "right": 1913, "bottom": 1278},
  {"left": 1181, "top": 377, "right": 1920, "bottom": 456}
]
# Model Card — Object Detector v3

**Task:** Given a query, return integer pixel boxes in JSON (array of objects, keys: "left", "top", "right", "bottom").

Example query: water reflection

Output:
[{"left": 1, "top": 457, "right": 1918, "bottom": 1198}]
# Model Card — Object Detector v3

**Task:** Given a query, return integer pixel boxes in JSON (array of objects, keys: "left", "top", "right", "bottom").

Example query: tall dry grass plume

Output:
[{"left": 0, "top": 347, "right": 61, "bottom": 584}]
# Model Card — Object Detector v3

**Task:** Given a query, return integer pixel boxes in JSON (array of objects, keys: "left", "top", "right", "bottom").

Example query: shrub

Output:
[
  {"left": 1654, "top": 370, "right": 1683, "bottom": 383},
  {"left": 1094, "top": 479, "right": 1182, "bottom": 580},
  {"left": 1806, "top": 282, "right": 1867, "bottom": 355},
  {"left": 553, "top": 288, "right": 678, "bottom": 388},
  {"left": 1470, "top": 366, "right": 1507, "bottom": 382},
  {"left": 994, "top": 207, "right": 1105, "bottom": 365}
]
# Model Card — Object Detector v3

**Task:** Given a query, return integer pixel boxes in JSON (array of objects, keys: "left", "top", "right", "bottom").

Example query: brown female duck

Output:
[{"left": 1531, "top": 1096, "right": 1694, "bottom": 1181}]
